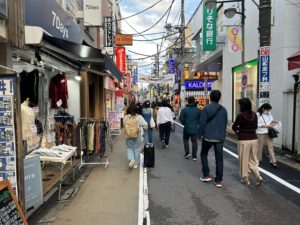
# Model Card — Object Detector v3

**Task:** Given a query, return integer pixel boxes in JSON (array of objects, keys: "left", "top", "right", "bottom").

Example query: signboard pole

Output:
[{"left": 258, "top": 46, "right": 271, "bottom": 106}]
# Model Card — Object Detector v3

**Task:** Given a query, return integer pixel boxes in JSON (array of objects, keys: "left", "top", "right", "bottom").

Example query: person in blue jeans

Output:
[
  {"left": 198, "top": 90, "right": 228, "bottom": 188},
  {"left": 179, "top": 96, "right": 201, "bottom": 160},
  {"left": 124, "top": 102, "right": 147, "bottom": 169},
  {"left": 142, "top": 100, "right": 154, "bottom": 144}
]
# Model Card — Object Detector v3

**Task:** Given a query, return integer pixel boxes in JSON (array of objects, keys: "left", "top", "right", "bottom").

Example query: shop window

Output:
[{"left": 232, "top": 59, "right": 258, "bottom": 119}]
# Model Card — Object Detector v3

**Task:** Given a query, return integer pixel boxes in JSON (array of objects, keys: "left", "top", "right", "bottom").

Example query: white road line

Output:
[
  {"left": 223, "top": 148, "right": 300, "bottom": 195},
  {"left": 173, "top": 121, "right": 300, "bottom": 194},
  {"left": 138, "top": 154, "right": 144, "bottom": 225}
]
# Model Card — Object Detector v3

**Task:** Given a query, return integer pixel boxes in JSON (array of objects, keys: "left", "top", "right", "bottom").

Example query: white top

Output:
[
  {"left": 157, "top": 107, "right": 173, "bottom": 125},
  {"left": 256, "top": 112, "right": 274, "bottom": 134}
]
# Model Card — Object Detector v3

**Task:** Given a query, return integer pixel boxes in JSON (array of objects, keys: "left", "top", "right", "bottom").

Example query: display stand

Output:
[
  {"left": 29, "top": 145, "right": 77, "bottom": 201},
  {"left": 79, "top": 118, "right": 112, "bottom": 169}
]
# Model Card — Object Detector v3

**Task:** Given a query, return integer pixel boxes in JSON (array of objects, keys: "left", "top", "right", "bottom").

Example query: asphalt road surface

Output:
[{"left": 148, "top": 124, "right": 300, "bottom": 225}]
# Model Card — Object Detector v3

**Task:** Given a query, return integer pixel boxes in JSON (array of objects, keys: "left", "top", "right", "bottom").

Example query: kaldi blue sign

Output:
[
  {"left": 185, "top": 81, "right": 213, "bottom": 90},
  {"left": 25, "top": 0, "right": 82, "bottom": 44},
  {"left": 169, "top": 59, "right": 175, "bottom": 74}
]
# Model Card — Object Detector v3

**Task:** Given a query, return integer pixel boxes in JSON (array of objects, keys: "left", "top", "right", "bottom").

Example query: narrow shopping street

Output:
[
  {"left": 27, "top": 124, "right": 300, "bottom": 225},
  {"left": 148, "top": 123, "right": 300, "bottom": 225},
  {"left": 0, "top": 1, "right": 300, "bottom": 225}
]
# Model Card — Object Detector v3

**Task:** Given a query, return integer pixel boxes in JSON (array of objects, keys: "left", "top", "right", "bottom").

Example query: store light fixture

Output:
[{"left": 75, "top": 75, "right": 82, "bottom": 81}]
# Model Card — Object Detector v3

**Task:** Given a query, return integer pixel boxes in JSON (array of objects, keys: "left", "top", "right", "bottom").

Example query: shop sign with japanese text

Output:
[
  {"left": 169, "top": 59, "right": 175, "bottom": 74},
  {"left": 115, "top": 34, "right": 133, "bottom": 46},
  {"left": 104, "top": 17, "right": 113, "bottom": 47},
  {"left": 133, "top": 67, "right": 138, "bottom": 84},
  {"left": 202, "top": 5, "right": 217, "bottom": 51},
  {"left": 259, "top": 46, "right": 270, "bottom": 83},
  {"left": 126, "top": 73, "right": 131, "bottom": 91},
  {"left": 115, "top": 47, "right": 126, "bottom": 74}
]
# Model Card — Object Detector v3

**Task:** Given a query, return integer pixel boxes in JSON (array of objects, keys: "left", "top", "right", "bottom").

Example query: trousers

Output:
[{"left": 183, "top": 133, "right": 198, "bottom": 157}]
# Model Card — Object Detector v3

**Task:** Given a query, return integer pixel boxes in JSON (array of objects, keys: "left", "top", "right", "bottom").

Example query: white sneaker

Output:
[
  {"left": 133, "top": 164, "right": 138, "bottom": 169},
  {"left": 129, "top": 159, "right": 135, "bottom": 168}
]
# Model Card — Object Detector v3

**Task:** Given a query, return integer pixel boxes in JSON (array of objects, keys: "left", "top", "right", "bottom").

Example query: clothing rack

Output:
[{"left": 79, "top": 118, "right": 111, "bottom": 169}]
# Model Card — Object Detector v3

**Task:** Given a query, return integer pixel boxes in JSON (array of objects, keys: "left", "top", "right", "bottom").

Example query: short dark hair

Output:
[
  {"left": 239, "top": 98, "right": 252, "bottom": 112},
  {"left": 162, "top": 100, "right": 168, "bottom": 107},
  {"left": 258, "top": 103, "right": 272, "bottom": 115},
  {"left": 210, "top": 90, "right": 221, "bottom": 103},
  {"left": 144, "top": 100, "right": 150, "bottom": 108},
  {"left": 127, "top": 102, "right": 137, "bottom": 116},
  {"left": 188, "top": 96, "right": 195, "bottom": 104}
]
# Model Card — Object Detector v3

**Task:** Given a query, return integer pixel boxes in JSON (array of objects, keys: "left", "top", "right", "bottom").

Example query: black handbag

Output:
[
  {"left": 261, "top": 115, "right": 278, "bottom": 139},
  {"left": 268, "top": 128, "right": 278, "bottom": 138}
]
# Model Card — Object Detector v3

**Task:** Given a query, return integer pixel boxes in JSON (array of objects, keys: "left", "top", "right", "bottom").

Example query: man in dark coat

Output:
[
  {"left": 198, "top": 90, "right": 228, "bottom": 188},
  {"left": 179, "top": 96, "right": 201, "bottom": 160}
]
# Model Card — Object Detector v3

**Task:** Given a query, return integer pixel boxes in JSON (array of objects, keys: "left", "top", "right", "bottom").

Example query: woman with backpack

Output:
[{"left": 124, "top": 102, "right": 148, "bottom": 169}]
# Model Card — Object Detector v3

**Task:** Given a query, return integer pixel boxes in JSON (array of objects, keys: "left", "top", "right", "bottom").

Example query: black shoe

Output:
[
  {"left": 184, "top": 153, "right": 191, "bottom": 159},
  {"left": 270, "top": 163, "right": 278, "bottom": 168}
]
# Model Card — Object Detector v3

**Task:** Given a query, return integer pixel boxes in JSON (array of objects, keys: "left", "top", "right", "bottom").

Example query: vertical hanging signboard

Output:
[
  {"left": 115, "top": 47, "right": 126, "bottom": 74},
  {"left": 258, "top": 46, "right": 271, "bottom": 105},
  {"left": 104, "top": 16, "right": 113, "bottom": 55},
  {"left": 202, "top": 4, "right": 217, "bottom": 51},
  {"left": 0, "top": 78, "right": 18, "bottom": 195}
]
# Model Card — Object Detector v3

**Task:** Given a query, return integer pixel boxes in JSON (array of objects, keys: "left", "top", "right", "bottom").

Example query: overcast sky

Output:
[{"left": 119, "top": 0, "right": 197, "bottom": 75}]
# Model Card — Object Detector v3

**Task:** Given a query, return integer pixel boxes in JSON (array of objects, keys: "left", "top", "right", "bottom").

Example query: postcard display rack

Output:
[{"left": 0, "top": 77, "right": 19, "bottom": 195}]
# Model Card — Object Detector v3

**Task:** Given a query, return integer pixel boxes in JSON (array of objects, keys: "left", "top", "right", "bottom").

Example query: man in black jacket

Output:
[{"left": 179, "top": 96, "right": 201, "bottom": 160}]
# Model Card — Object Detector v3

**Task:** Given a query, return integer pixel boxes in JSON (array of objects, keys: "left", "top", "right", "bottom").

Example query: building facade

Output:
[{"left": 188, "top": 1, "right": 300, "bottom": 152}]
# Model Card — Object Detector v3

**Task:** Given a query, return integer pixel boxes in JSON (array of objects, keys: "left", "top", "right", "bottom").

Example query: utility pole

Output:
[
  {"left": 257, "top": 0, "right": 272, "bottom": 107},
  {"left": 180, "top": 0, "right": 185, "bottom": 108},
  {"left": 157, "top": 44, "right": 160, "bottom": 97}
]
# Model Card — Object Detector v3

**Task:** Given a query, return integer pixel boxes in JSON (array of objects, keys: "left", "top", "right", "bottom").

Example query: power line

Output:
[
  {"left": 116, "top": 0, "right": 163, "bottom": 22},
  {"left": 286, "top": 0, "right": 300, "bottom": 8},
  {"left": 133, "top": 32, "right": 179, "bottom": 41},
  {"left": 133, "top": 31, "right": 167, "bottom": 37},
  {"left": 123, "top": 19, "right": 158, "bottom": 45},
  {"left": 125, "top": 0, "right": 175, "bottom": 36},
  {"left": 128, "top": 32, "right": 194, "bottom": 60}
]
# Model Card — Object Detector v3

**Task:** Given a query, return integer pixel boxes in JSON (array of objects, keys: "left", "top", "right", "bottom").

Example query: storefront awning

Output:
[
  {"left": 25, "top": 26, "right": 122, "bottom": 80},
  {"left": 287, "top": 50, "right": 300, "bottom": 71}
]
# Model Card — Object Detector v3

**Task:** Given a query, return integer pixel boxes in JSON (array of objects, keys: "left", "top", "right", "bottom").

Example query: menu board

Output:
[
  {"left": 0, "top": 181, "right": 28, "bottom": 225},
  {"left": 0, "top": 78, "right": 18, "bottom": 193}
]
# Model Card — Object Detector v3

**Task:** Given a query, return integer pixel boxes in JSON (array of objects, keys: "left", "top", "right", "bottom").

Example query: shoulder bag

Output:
[
  {"left": 207, "top": 105, "right": 223, "bottom": 124},
  {"left": 261, "top": 115, "right": 278, "bottom": 139}
]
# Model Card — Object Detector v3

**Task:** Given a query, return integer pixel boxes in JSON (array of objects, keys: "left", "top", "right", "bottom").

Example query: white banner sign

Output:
[
  {"left": 83, "top": 0, "right": 102, "bottom": 26},
  {"left": 138, "top": 74, "right": 175, "bottom": 86},
  {"left": 227, "top": 26, "right": 242, "bottom": 53}
]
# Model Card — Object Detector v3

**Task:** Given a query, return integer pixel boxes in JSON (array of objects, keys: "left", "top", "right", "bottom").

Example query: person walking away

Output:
[
  {"left": 256, "top": 103, "right": 278, "bottom": 167},
  {"left": 142, "top": 100, "right": 154, "bottom": 144},
  {"left": 232, "top": 98, "right": 263, "bottom": 186},
  {"left": 153, "top": 102, "right": 162, "bottom": 128},
  {"left": 124, "top": 102, "right": 147, "bottom": 169},
  {"left": 157, "top": 100, "right": 173, "bottom": 148},
  {"left": 179, "top": 96, "right": 201, "bottom": 160},
  {"left": 198, "top": 90, "right": 227, "bottom": 188}
]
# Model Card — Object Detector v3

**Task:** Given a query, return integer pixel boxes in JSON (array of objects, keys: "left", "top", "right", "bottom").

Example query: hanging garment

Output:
[
  {"left": 20, "top": 69, "right": 39, "bottom": 106},
  {"left": 49, "top": 74, "right": 68, "bottom": 109}
]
